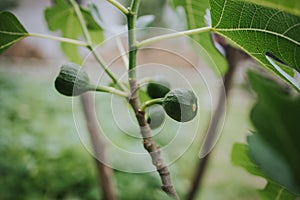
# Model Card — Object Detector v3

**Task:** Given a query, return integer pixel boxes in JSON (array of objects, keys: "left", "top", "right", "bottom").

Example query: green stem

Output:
[
  {"left": 130, "top": 0, "right": 140, "bottom": 13},
  {"left": 127, "top": 0, "right": 140, "bottom": 79},
  {"left": 106, "top": 0, "right": 129, "bottom": 15},
  {"left": 138, "top": 77, "right": 151, "bottom": 87},
  {"left": 90, "top": 48, "right": 128, "bottom": 92},
  {"left": 70, "top": 0, "right": 126, "bottom": 91},
  {"left": 137, "top": 26, "right": 212, "bottom": 48},
  {"left": 140, "top": 98, "right": 163, "bottom": 112},
  {"left": 95, "top": 85, "right": 128, "bottom": 97},
  {"left": 28, "top": 33, "right": 88, "bottom": 47},
  {"left": 70, "top": 0, "right": 92, "bottom": 45}
]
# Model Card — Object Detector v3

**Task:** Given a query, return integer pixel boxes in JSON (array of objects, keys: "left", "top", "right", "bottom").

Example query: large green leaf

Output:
[
  {"left": 171, "top": 0, "right": 227, "bottom": 74},
  {"left": 45, "top": 0, "right": 103, "bottom": 63},
  {"left": 231, "top": 143, "right": 297, "bottom": 199},
  {"left": 238, "top": 0, "right": 300, "bottom": 16},
  {"left": 231, "top": 143, "right": 264, "bottom": 177},
  {"left": 0, "top": 11, "right": 28, "bottom": 55},
  {"left": 260, "top": 182, "right": 297, "bottom": 200},
  {"left": 210, "top": 0, "right": 300, "bottom": 89},
  {"left": 248, "top": 71, "right": 300, "bottom": 194},
  {"left": 231, "top": 71, "right": 300, "bottom": 198}
]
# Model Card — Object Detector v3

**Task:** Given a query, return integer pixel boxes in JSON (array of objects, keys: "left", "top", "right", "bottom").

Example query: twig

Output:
[
  {"left": 185, "top": 44, "right": 243, "bottom": 200},
  {"left": 70, "top": 0, "right": 123, "bottom": 89},
  {"left": 126, "top": 0, "right": 179, "bottom": 198},
  {"left": 137, "top": 27, "right": 211, "bottom": 48},
  {"left": 106, "top": 0, "right": 129, "bottom": 15},
  {"left": 80, "top": 93, "right": 117, "bottom": 200},
  {"left": 128, "top": 80, "right": 180, "bottom": 199}
]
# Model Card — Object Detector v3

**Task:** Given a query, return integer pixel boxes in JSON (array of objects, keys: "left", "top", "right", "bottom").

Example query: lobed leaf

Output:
[
  {"left": 44, "top": 0, "right": 104, "bottom": 63},
  {"left": 231, "top": 71, "right": 300, "bottom": 198},
  {"left": 237, "top": 0, "right": 300, "bottom": 16},
  {"left": 259, "top": 182, "right": 297, "bottom": 200},
  {"left": 171, "top": 0, "right": 227, "bottom": 74},
  {"left": 232, "top": 143, "right": 298, "bottom": 199},
  {"left": 0, "top": 11, "right": 28, "bottom": 55},
  {"left": 210, "top": 0, "right": 300, "bottom": 90},
  {"left": 248, "top": 71, "right": 300, "bottom": 194},
  {"left": 231, "top": 143, "right": 264, "bottom": 177}
]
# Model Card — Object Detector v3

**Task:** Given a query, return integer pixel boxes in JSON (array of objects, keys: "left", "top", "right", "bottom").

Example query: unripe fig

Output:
[
  {"left": 162, "top": 88, "right": 197, "bottom": 122},
  {"left": 55, "top": 63, "right": 95, "bottom": 96},
  {"left": 146, "top": 104, "right": 165, "bottom": 129},
  {"left": 146, "top": 76, "right": 171, "bottom": 99}
]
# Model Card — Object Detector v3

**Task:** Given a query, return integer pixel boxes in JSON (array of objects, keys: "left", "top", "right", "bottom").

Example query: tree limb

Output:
[
  {"left": 128, "top": 80, "right": 180, "bottom": 199},
  {"left": 185, "top": 44, "right": 246, "bottom": 200},
  {"left": 81, "top": 93, "right": 117, "bottom": 200}
]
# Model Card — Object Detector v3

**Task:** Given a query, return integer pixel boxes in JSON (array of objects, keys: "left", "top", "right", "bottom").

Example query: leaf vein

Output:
[{"left": 216, "top": 28, "right": 300, "bottom": 46}]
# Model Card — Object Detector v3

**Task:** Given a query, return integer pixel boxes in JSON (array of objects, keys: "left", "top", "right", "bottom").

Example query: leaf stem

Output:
[
  {"left": 106, "top": 0, "right": 129, "bottom": 15},
  {"left": 70, "top": 0, "right": 92, "bottom": 45},
  {"left": 95, "top": 85, "right": 128, "bottom": 97},
  {"left": 126, "top": 0, "right": 179, "bottom": 199},
  {"left": 28, "top": 33, "right": 88, "bottom": 47},
  {"left": 70, "top": 0, "right": 126, "bottom": 91},
  {"left": 137, "top": 26, "right": 212, "bottom": 48},
  {"left": 140, "top": 98, "right": 163, "bottom": 112}
]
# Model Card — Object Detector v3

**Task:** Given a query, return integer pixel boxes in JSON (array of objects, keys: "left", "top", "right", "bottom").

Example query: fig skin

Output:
[
  {"left": 55, "top": 63, "right": 95, "bottom": 96},
  {"left": 162, "top": 88, "right": 198, "bottom": 122},
  {"left": 147, "top": 76, "right": 171, "bottom": 99}
]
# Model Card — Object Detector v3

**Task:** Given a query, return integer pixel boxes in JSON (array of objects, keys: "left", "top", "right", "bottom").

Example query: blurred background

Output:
[{"left": 0, "top": 0, "right": 264, "bottom": 199}]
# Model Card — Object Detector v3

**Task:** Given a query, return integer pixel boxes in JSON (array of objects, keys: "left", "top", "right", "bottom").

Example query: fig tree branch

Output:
[
  {"left": 95, "top": 85, "right": 128, "bottom": 97},
  {"left": 70, "top": 0, "right": 125, "bottom": 90},
  {"left": 81, "top": 93, "right": 118, "bottom": 200},
  {"left": 70, "top": 0, "right": 92, "bottom": 45},
  {"left": 126, "top": 0, "right": 179, "bottom": 199},
  {"left": 140, "top": 98, "right": 163, "bottom": 112}
]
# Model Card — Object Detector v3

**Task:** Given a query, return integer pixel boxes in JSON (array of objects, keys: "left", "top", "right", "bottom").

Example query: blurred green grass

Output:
[{"left": 0, "top": 63, "right": 262, "bottom": 199}]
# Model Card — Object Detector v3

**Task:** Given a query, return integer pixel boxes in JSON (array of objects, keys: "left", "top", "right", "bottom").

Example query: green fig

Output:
[
  {"left": 146, "top": 76, "right": 171, "bottom": 99},
  {"left": 146, "top": 104, "right": 166, "bottom": 129},
  {"left": 55, "top": 63, "right": 95, "bottom": 96},
  {"left": 162, "top": 88, "right": 198, "bottom": 122}
]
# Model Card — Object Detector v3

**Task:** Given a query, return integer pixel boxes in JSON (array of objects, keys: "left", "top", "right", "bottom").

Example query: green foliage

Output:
[
  {"left": 0, "top": 73, "right": 99, "bottom": 200},
  {"left": 231, "top": 71, "right": 300, "bottom": 198},
  {"left": 210, "top": 0, "right": 300, "bottom": 90},
  {"left": 44, "top": 0, "right": 104, "bottom": 63},
  {"left": 0, "top": 11, "right": 28, "bottom": 54},
  {"left": 0, "top": 72, "right": 179, "bottom": 200},
  {"left": 231, "top": 143, "right": 264, "bottom": 177},
  {"left": 172, "top": 0, "right": 227, "bottom": 74},
  {"left": 248, "top": 71, "right": 300, "bottom": 194},
  {"left": 239, "top": 0, "right": 300, "bottom": 16},
  {"left": 260, "top": 182, "right": 298, "bottom": 200},
  {"left": 124, "top": 0, "right": 166, "bottom": 27},
  {"left": 232, "top": 144, "right": 297, "bottom": 199},
  {"left": 115, "top": 171, "right": 173, "bottom": 200}
]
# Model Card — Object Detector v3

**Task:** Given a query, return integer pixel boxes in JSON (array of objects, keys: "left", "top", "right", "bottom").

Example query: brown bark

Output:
[
  {"left": 81, "top": 93, "right": 117, "bottom": 200},
  {"left": 128, "top": 79, "right": 180, "bottom": 199},
  {"left": 185, "top": 45, "right": 244, "bottom": 200}
]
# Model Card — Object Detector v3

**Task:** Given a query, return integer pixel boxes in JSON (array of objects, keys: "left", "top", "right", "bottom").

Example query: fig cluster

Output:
[{"left": 145, "top": 76, "right": 198, "bottom": 129}]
